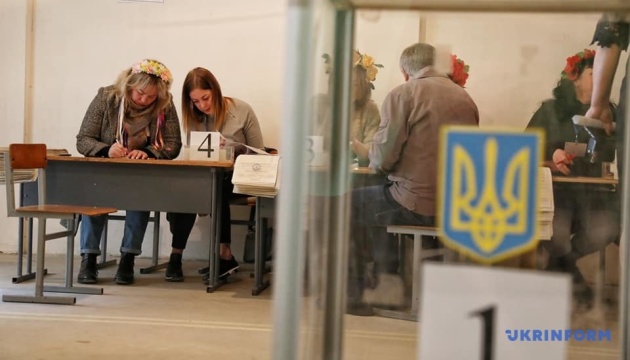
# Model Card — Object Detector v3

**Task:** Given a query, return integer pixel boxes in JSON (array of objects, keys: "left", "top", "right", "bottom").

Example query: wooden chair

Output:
[{"left": 2, "top": 144, "right": 117, "bottom": 305}]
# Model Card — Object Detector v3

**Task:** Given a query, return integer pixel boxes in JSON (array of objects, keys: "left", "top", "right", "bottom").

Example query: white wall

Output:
[
  {"left": 0, "top": 0, "right": 27, "bottom": 253},
  {"left": 422, "top": 12, "right": 628, "bottom": 129},
  {"left": 30, "top": 0, "right": 286, "bottom": 150},
  {"left": 0, "top": 0, "right": 26, "bottom": 146},
  {"left": 354, "top": 10, "right": 423, "bottom": 108}
]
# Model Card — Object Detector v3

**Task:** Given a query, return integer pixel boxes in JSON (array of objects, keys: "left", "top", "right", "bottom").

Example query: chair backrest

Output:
[
  {"left": 10, "top": 144, "right": 47, "bottom": 169},
  {"left": 4, "top": 144, "right": 47, "bottom": 217}
]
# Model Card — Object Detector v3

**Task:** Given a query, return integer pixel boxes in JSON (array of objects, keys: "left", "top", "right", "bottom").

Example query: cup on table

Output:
[{"left": 221, "top": 145, "right": 234, "bottom": 161}]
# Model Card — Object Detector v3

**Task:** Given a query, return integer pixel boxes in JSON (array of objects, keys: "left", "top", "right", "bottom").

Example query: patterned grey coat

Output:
[{"left": 76, "top": 85, "right": 182, "bottom": 159}]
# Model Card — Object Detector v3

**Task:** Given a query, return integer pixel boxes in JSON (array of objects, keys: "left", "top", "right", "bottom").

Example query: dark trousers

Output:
[
  {"left": 548, "top": 186, "right": 620, "bottom": 258},
  {"left": 348, "top": 184, "right": 435, "bottom": 302},
  {"left": 166, "top": 173, "right": 245, "bottom": 250}
]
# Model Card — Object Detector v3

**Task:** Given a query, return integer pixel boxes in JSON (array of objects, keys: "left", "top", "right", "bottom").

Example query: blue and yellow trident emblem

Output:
[{"left": 439, "top": 127, "right": 542, "bottom": 263}]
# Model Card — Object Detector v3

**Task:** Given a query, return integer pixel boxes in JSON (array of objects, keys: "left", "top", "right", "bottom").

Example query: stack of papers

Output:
[
  {"left": 232, "top": 155, "right": 280, "bottom": 198},
  {"left": 0, "top": 147, "right": 69, "bottom": 184},
  {"left": 538, "top": 167, "right": 554, "bottom": 240}
]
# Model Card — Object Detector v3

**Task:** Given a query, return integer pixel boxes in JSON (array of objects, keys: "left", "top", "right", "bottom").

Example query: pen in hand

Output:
[{"left": 110, "top": 140, "right": 128, "bottom": 158}]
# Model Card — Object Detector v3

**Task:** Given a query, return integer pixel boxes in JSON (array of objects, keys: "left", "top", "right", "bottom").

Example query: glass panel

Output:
[{"left": 279, "top": 3, "right": 626, "bottom": 359}]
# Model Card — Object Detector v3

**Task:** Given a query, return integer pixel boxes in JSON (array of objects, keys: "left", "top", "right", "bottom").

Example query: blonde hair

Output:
[
  {"left": 108, "top": 66, "right": 172, "bottom": 116},
  {"left": 181, "top": 67, "right": 232, "bottom": 135},
  {"left": 353, "top": 66, "right": 372, "bottom": 109}
]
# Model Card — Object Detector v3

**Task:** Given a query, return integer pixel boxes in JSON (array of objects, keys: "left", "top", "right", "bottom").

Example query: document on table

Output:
[
  {"left": 232, "top": 155, "right": 280, "bottom": 198},
  {"left": 538, "top": 167, "right": 553, "bottom": 213},
  {"left": 538, "top": 167, "right": 554, "bottom": 239}
]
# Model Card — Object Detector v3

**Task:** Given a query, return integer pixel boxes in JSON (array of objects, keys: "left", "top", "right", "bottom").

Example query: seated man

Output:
[{"left": 347, "top": 42, "right": 479, "bottom": 316}]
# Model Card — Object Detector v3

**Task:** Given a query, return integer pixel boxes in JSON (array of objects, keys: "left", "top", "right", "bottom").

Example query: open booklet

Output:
[
  {"left": 221, "top": 134, "right": 270, "bottom": 156},
  {"left": 232, "top": 154, "right": 280, "bottom": 198}
]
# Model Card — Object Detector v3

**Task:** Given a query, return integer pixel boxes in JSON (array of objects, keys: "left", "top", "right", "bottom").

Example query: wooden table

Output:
[
  {"left": 352, "top": 166, "right": 376, "bottom": 175},
  {"left": 551, "top": 176, "right": 618, "bottom": 185},
  {"left": 22, "top": 156, "right": 233, "bottom": 292}
]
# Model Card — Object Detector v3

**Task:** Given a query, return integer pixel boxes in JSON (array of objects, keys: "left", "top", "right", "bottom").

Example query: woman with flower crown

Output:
[
  {"left": 348, "top": 51, "right": 384, "bottom": 163},
  {"left": 526, "top": 49, "right": 619, "bottom": 306},
  {"left": 317, "top": 50, "right": 383, "bottom": 166},
  {"left": 76, "top": 59, "right": 182, "bottom": 285},
  {"left": 164, "top": 67, "right": 264, "bottom": 282}
]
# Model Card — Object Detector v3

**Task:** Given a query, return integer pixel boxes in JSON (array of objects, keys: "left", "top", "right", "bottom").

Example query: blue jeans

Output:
[
  {"left": 348, "top": 184, "right": 435, "bottom": 302},
  {"left": 80, "top": 211, "right": 150, "bottom": 255}
]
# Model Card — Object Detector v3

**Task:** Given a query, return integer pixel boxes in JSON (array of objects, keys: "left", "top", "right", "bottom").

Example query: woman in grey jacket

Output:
[
  {"left": 165, "top": 67, "right": 264, "bottom": 282},
  {"left": 76, "top": 59, "right": 182, "bottom": 285}
]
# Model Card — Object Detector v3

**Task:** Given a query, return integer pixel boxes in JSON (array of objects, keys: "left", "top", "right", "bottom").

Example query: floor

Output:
[{"left": 0, "top": 253, "right": 622, "bottom": 359}]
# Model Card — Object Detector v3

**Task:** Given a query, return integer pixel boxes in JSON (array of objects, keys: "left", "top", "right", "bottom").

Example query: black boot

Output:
[
  {"left": 77, "top": 253, "right": 98, "bottom": 284},
  {"left": 165, "top": 253, "right": 184, "bottom": 282},
  {"left": 115, "top": 252, "right": 135, "bottom": 285}
]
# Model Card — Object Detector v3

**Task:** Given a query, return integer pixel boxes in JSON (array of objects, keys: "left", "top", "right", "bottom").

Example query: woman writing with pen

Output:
[
  {"left": 526, "top": 49, "right": 619, "bottom": 307},
  {"left": 75, "top": 59, "right": 182, "bottom": 285}
]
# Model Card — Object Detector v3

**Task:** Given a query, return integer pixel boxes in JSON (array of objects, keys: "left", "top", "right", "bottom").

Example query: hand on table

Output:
[
  {"left": 126, "top": 150, "right": 149, "bottom": 160},
  {"left": 351, "top": 138, "right": 369, "bottom": 161},
  {"left": 552, "top": 149, "right": 574, "bottom": 176}
]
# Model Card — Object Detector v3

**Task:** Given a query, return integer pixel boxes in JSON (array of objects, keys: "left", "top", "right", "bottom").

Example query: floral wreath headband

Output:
[
  {"left": 322, "top": 50, "right": 384, "bottom": 89},
  {"left": 352, "top": 50, "right": 384, "bottom": 89},
  {"left": 449, "top": 54, "right": 469, "bottom": 87},
  {"left": 561, "top": 49, "right": 595, "bottom": 81},
  {"left": 131, "top": 59, "right": 173, "bottom": 84}
]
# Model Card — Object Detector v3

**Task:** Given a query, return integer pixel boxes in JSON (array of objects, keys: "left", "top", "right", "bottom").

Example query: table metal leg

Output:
[
  {"left": 593, "top": 249, "right": 606, "bottom": 308},
  {"left": 15, "top": 216, "right": 24, "bottom": 277},
  {"left": 140, "top": 212, "right": 168, "bottom": 274},
  {"left": 14, "top": 184, "right": 38, "bottom": 283},
  {"left": 13, "top": 216, "right": 47, "bottom": 283},
  {"left": 96, "top": 216, "right": 117, "bottom": 269},
  {"left": 13, "top": 183, "right": 46, "bottom": 283},
  {"left": 374, "top": 235, "right": 421, "bottom": 322},
  {"left": 207, "top": 170, "right": 227, "bottom": 292},
  {"left": 252, "top": 197, "right": 271, "bottom": 295}
]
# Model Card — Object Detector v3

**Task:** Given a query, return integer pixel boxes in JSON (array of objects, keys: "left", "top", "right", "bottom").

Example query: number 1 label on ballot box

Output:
[
  {"left": 419, "top": 263, "right": 571, "bottom": 360},
  {"left": 190, "top": 131, "right": 221, "bottom": 161}
]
